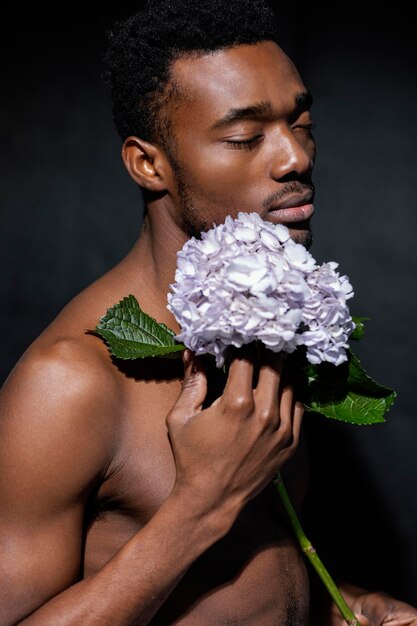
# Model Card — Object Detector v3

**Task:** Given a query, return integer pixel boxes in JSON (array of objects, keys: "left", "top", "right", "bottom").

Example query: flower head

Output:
[{"left": 167, "top": 212, "right": 355, "bottom": 367}]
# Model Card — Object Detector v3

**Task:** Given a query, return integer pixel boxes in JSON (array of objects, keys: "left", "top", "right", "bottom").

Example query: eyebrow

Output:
[
  {"left": 295, "top": 91, "right": 313, "bottom": 112},
  {"left": 209, "top": 91, "right": 313, "bottom": 131}
]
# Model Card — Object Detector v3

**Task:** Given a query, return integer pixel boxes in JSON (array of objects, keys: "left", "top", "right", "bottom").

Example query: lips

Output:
[
  {"left": 266, "top": 193, "right": 314, "bottom": 225},
  {"left": 267, "top": 203, "right": 314, "bottom": 224}
]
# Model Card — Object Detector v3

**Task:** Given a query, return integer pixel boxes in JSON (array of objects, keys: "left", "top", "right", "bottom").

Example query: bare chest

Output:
[{"left": 83, "top": 375, "right": 310, "bottom": 624}]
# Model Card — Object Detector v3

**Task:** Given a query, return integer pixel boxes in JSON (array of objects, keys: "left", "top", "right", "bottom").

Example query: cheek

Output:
[{"left": 182, "top": 144, "right": 264, "bottom": 208}]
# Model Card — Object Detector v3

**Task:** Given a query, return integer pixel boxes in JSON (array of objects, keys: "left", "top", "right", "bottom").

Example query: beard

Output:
[
  {"left": 288, "top": 225, "right": 313, "bottom": 249},
  {"left": 170, "top": 151, "right": 314, "bottom": 249},
  {"left": 172, "top": 158, "right": 214, "bottom": 239}
]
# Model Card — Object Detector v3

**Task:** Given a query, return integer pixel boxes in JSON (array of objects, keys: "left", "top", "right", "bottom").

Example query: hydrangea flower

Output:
[{"left": 167, "top": 212, "right": 355, "bottom": 368}]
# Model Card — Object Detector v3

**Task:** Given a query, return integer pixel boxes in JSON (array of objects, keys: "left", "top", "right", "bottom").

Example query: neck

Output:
[{"left": 119, "top": 204, "right": 190, "bottom": 331}]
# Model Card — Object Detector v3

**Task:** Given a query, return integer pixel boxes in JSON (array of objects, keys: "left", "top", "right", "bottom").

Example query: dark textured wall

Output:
[
  {"left": 2, "top": 3, "right": 416, "bottom": 606},
  {"left": 295, "top": 8, "right": 417, "bottom": 605}
]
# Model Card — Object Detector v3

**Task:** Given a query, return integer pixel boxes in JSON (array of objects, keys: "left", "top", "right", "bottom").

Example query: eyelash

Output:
[
  {"left": 224, "top": 123, "right": 317, "bottom": 150},
  {"left": 293, "top": 122, "right": 317, "bottom": 132},
  {"left": 225, "top": 136, "right": 263, "bottom": 150}
]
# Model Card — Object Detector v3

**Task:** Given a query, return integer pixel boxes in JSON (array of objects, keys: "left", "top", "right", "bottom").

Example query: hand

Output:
[
  {"left": 165, "top": 345, "right": 304, "bottom": 530},
  {"left": 325, "top": 583, "right": 417, "bottom": 626},
  {"left": 351, "top": 591, "right": 417, "bottom": 626}
]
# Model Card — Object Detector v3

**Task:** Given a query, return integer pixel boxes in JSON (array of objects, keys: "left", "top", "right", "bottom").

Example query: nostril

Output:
[
  {"left": 278, "top": 170, "right": 314, "bottom": 185},
  {"left": 279, "top": 170, "right": 303, "bottom": 183}
]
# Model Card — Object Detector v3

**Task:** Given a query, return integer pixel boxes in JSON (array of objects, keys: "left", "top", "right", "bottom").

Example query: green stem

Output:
[{"left": 273, "top": 472, "right": 360, "bottom": 626}]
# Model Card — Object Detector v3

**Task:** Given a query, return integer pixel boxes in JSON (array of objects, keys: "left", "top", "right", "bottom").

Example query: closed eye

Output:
[
  {"left": 224, "top": 135, "right": 263, "bottom": 150},
  {"left": 292, "top": 122, "right": 317, "bottom": 131}
]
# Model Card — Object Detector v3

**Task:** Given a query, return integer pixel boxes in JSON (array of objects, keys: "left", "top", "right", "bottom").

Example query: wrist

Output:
[{"left": 163, "top": 485, "right": 240, "bottom": 548}]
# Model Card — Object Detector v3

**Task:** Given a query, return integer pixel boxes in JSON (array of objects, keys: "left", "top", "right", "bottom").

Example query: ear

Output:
[{"left": 121, "top": 136, "right": 169, "bottom": 192}]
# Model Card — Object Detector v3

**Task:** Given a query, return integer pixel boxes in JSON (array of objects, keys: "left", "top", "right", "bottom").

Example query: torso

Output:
[{"left": 34, "top": 270, "right": 311, "bottom": 625}]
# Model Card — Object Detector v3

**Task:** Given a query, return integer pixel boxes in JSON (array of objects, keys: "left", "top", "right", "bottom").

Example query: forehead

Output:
[{"left": 169, "top": 41, "right": 307, "bottom": 129}]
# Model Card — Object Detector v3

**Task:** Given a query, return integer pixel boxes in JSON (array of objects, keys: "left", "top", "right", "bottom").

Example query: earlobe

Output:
[{"left": 121, "top": 136, "right": 166, "bottom": 191}]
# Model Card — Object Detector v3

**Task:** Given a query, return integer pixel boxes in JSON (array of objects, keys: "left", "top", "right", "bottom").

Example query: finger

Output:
[
  {"left": 256, "top": 347, "right": 285, "bottom": 394},
  {"left": 254, "top": 347, "right": 285, "bottom": 412},
  {"left": 221, "top": 344, "right": 256, "bottom": 412},
  {"left": 354, "top": 615, "right": 373, "bottom": 626},
  {"left": 272, "top": 398, "right": 304, "bottom": 454},
  {"left": 351, "top": 594, "right": 392, "bottom": 626},
  {"left": 169, "top": 350, "right": 207, "bottom": 423},
  {"left": 275, "top": 384, "right": 294, "bottom": 435},
  {"left": 291, "top": 401, "right": 304, "bottom": 448}
]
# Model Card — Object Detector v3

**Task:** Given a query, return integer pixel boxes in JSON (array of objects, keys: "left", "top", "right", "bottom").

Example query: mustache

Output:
[{"left": 262, "top": 181, "right": 315, "bottom": 210}]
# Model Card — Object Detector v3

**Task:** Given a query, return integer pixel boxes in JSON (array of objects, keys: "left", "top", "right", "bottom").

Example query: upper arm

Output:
[{"left": 0, "top": 339, "right": 117, "bottom": 624}]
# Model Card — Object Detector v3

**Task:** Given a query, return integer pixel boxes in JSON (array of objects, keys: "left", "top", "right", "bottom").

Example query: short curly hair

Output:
[{"left": 101, "top": 0, "right": 279, "bottom": 155}]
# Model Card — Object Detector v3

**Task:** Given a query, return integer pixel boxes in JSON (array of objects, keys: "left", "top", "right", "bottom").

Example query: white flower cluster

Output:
[{"left": 167, "top": 212, "right": 355, "bottom": 368}]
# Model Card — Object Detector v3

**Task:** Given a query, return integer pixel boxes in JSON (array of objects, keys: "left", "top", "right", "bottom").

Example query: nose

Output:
[{"left": 269, "top": 126, "right": 315, "bottom": 181}]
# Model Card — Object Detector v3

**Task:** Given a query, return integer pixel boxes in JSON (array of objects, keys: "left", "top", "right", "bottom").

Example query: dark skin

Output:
[{"left": 1, "top": 40, "right": 416, "bottom": 625}]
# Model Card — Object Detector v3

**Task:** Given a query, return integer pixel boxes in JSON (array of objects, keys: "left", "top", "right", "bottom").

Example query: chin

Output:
[{"left": 288, "top": 226, "right": 313, "bottom": 249}]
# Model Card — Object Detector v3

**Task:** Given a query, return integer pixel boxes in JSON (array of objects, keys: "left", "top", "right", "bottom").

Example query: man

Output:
[{"left": 1, "top": 1, "right": 416, "bottom": 624}]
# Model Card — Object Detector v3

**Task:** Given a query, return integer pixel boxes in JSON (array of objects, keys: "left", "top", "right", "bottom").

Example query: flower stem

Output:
[{"left": 273, "top": 472, "right": 360, "bottom": 626}]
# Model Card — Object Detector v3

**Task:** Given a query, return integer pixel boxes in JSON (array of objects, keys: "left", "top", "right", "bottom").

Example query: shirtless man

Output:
[{"left": 1, "top": 1, "right": 417, "bottom": 624}]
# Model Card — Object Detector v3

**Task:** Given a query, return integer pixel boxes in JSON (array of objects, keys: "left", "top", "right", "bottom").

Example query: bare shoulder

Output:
[
  {"left": 1, "top": 330, "right": 121, "bottom": 414},
  {"left": 0, "top": 332, "right": 123, "bottom": 487},
  {"left": 0, "top": 331, "right": 128, "bottom": 623}
]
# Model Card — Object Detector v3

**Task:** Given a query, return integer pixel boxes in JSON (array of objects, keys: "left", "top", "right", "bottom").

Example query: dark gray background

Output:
[{"left": 2, "top": 3, "right": 416, "bottom": 606}]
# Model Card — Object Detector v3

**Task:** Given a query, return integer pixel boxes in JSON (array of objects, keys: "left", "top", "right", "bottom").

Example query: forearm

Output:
[{"left": 18, "top": 493, "right": 231, "bottom": 626}]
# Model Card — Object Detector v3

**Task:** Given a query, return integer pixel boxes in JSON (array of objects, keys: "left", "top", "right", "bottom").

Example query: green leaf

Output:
[
  {"left": 91, "top": 298, "right": 396, "bottom": 426},
  {"left": 351, "top": 316, "right": 369, "bottom": 341},
  {"left": 303, "top": 349, "right": 396, "bottom": 425},
  {"left": 92, "top": 294, "right": 185, "bottom": 359}
]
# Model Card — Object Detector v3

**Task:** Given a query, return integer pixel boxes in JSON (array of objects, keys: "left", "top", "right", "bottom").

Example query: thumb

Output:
[{"left": 173, "top": 350, "right": 207, "bottom": 418}]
